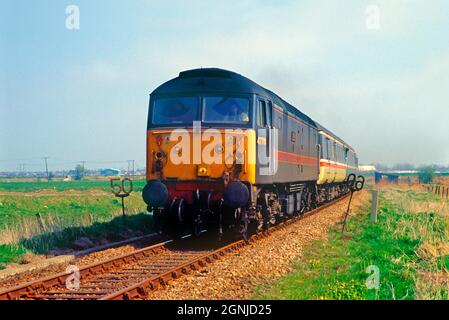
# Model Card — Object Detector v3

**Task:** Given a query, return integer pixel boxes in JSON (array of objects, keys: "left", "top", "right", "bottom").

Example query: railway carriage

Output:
[{"left": 142, "top": 68, "right": 359, "bottom": 238}]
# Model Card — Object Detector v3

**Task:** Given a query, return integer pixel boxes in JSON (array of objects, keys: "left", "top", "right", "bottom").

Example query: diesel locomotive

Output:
[{"left": 142, "top": 68, "right": 359, "bottom": 238}]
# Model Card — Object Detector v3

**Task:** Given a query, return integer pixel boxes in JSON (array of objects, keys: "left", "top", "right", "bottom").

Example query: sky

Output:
[{"left": 1, "top": 0, "right": 449, "bottom": 172}]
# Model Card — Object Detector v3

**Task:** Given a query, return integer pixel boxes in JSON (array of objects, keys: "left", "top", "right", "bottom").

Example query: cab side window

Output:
[
  {"left": 257, "top": 100, "right": 267, "bottom": 127},
  {"left": 267, "top": 101, "right": 273, "bottom": 127}
]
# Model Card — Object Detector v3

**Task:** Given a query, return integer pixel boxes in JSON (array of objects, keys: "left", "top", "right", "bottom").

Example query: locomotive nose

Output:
[
  {"left": 142, "top": 181, "right": 169, "bottom": 207},
  {"left": 223, "top": 181, "right": 250, "bottom": 209}
]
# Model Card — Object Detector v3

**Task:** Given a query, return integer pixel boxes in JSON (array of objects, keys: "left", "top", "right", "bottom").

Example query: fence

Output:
[{"left": 423, "top": 184, "right": 449, "bottom": 199}]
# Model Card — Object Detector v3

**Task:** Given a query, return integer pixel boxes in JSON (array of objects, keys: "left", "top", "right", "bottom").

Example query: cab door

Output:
[{"left": 256, "top": 99, "right": 273, "bottom": 184}]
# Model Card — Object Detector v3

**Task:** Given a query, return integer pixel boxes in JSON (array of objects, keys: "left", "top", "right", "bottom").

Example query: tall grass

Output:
[
  {"left": 254, "top": 188, "right": 449, "bottom": 300},
  {"left": 0, "top": 182, "right": 154, "bottom": 268},
  {"left": 0, "top": 208, "right": 142, "bottom": 245},
  {"left": 0, "top": 208, "right": 154, "bottom": 269},
  {"left": 0, "top": 179, "right": 147, "bottom": 193}
]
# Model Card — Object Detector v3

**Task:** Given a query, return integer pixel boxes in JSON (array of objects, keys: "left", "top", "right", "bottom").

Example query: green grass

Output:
[
  {"left": 0, "top": 179, "right": 146, "bottom": 193},
  {"left": 0, "top": 213, "right": 155, "bottom": 270},
  {"left": 254, "top": 189, "right": 449, "bottom": 300},
  {"left": 0, "top": 245, "right": 26, "bottom": 270},
  {"left": 0, "top": 179, "right": 153, "bottom": 268},
  {"left": 19, "top": 213, "right": 155, "bottom": 254},
  {"left": 0, "top": 192, "right": 145, "bottom": 228}
]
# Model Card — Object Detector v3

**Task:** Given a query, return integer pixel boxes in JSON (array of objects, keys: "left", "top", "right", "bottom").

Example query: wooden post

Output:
[
  {"left": 446, "top": 187, "right": 449, "bottom": 199},
  {"left": 371, "top": 190, "right": 378, "bottom": 223},
  {"left": 35, "top": 212, "right": 45, "bottom": 232}
]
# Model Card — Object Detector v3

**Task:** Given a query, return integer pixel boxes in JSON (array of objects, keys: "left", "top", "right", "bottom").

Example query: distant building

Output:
[
  {"left": 100, "top": 168, "right": 121, "bottom": 176},
  {"left": 375, "top": 171, "right": 399, "bottom": 184},
  {"left": 359, "top": 165, "right": 376, "bottom": 172}
]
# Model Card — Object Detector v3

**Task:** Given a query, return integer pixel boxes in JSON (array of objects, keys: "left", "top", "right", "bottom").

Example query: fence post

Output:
[
  {"left": 371, "top": 189, "right": 378, "bottom": 223},
  {"left": 446, "top": 187, "right": 449, "bottom": 199},
  {"left": 35, "top": 212, "right": 45, "bottom": 232}
]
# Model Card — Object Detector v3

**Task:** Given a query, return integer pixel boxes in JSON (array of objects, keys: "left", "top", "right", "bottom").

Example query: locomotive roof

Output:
[
  {"left": 315, "top": 122, "right": 354, "bottom": 151},
  {"left": 151, "top": 68, "right": 354, "bottom": 151},
  {"left": 151, "top": 68, "right": 316, "bottom": 126}
]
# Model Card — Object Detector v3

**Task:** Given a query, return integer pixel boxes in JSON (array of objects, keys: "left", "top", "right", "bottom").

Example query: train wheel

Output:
[
  {"left": 164, "top": 198, "right": 188, "bottom": 237},
  {"left": 238, "top": 210, "right": 249, "bottom": 241}
]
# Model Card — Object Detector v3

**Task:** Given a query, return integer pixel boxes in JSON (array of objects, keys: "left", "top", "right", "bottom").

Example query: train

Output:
[{"left": 142, "top": 68, "right": 359, "bottom": 239}]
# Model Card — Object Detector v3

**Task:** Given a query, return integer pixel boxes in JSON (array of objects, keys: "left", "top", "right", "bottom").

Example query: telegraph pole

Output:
[
  {"left": 43, "top": 157, "right": 49, "bottom": 181},
  {"left": 81, "top": 161, "right": 86, "bottom": 179},
  {"left": 126, "top": 160, "right": 131, "bottom": 176},
  {"left": 132, "top": 160, "right": 135, "bottom": 176},
  {"left": 126, "top": 160, "right": 135, "bottom": 176}
]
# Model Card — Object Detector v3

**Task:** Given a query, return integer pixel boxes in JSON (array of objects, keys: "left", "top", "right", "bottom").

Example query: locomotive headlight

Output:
[
  {"left": 214, "top": 145, "right": 224, "bottom": 154},
  {"left": 155, "top": 151, "right": 164, "bottom": 160},
  {"left": 197, "top": 166, "right": 209, "bottom": 177}
]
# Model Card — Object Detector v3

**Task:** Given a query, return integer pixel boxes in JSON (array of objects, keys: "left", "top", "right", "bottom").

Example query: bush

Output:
[{"left": 418, "top": 166, "right": 435, "bottom": 184}]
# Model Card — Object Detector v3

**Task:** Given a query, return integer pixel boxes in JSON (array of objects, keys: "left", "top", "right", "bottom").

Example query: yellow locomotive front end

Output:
[
  {"left": 142, "top": 91, "right": 258, "bottom": 236},
  {"left": 146, "top": 128, "right": 256, "bottom": 184}
]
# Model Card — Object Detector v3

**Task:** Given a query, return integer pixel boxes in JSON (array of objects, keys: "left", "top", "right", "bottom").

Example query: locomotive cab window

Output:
[
  {"left": 152, "top": 97, "right": 199, "bottom": 125},
  {"left": 203, "top": 97, "right": 250, "bottom": 124}
]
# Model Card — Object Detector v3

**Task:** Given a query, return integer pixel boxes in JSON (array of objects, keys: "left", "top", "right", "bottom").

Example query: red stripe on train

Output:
[
  {"left": 320, "top": 161, "right": 347, "bottom": 170},
  {"left": 277, "top": 150, "right": 317, "bottom": 166}
]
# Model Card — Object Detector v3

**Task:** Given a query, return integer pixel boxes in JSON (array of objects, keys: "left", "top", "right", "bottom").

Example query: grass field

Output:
[
  {"left": 0, "top": 178, "right": 152, "bottom": 269},
  {"left": 254, "top": 186, "right": 449, "bottom": 300},
  {"left": 0, "top": 179, "right": 146, "bottom": 193}
]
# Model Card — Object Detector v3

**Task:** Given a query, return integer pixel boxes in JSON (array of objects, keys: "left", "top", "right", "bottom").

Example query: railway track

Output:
[{"left": 0, "top": 195, "right": 349, "bottom": 300}]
